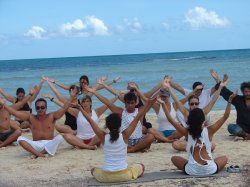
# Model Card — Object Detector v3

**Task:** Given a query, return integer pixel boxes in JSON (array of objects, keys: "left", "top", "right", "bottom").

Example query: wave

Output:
[{"left": 169, "top": 56, "right": 216, "bottom": 61}]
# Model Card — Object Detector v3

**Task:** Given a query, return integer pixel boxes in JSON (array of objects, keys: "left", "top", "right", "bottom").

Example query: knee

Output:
[{"left": 15, "top": 129, "right": 22, "bottom": 137}]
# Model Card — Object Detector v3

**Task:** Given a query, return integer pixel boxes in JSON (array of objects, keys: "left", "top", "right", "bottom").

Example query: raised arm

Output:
[
  {"left": 80, "top": 103, "right": 106, "bottom": 143},
  {"left": 160, "top": 98, "right": 188, "bottom": 137},
  {"left": 123, "top": 96, "right": 157, "bottom": 142},
  {"left": 202, "top": 79, "right": 228, "bottom": 115},
  {"left": 11, "top": 87, "right": 35, "bottom": 110},
  {"left": 96, "top": 78, "right": 122, "bottom": 100},
  {"left": 29, "top": 77, "right": 45, "bottom": 103},
  {"left": 86, "top": 86, "right": 123, "bottom": 114},
  {"left": 93, "top": 75, "right": 120, "bottom": 91},
  {"left": 129, "top": 82, "right": 149, "bottom": 104},
  {"left": 208, "top": 91, "right": 236, "bottom": 137},
  {"left": 0, "top": 98, "right": 30, "bottom": 121},
  {"left": 0, "top": 88, "right": 16, "bottom": 103},
  {"left": 163, "top": 79, "right": 189, "bottom": 119},
  {"left": 52, "top": 88, "right": 77, "bottom": 120},
  {"left": 168, "top": 75, "right": 185, "bottom": 96},
  {"left": 44, "top": 77, "right": 68, "bottom": 103},
  {"left": 95, "top": 96, "right": 118, "bottom": 117},
  {"left": 47, "top": 77, "right": 70, "bottom": 91}
]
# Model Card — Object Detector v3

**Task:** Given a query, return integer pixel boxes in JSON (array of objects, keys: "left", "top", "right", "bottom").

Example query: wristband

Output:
[
  {"left": 29, "top": 93, "right": 33, "bottom": 96},
  {"left": 50, "top": 97, "right": 54, "bottom": 102}
]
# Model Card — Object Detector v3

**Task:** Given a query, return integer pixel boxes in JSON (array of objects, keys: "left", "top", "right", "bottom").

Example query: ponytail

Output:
[{"left": 105, "top": 113, "right": 121, "bottom": 143}]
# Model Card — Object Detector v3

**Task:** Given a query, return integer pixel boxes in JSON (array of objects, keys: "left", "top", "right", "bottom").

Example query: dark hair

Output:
[
  {"left": 124, "top": 92, "right": 137, "bottom": 103},
  {"left": 79, "top": 75, "right": 89, "bottom": 92},
  {"left": 69, "top": 85, "right": 80, "bottom": 94},
  {"left": 16, "top": 88, "right": 25, "bottom": 95},
  {"left": 188, "top": 95, "right": 199, "bottom": 103},
  {"left": 35, "top": 98, "right": 47, "bottom": 108},
  {"left": 240, "top": 82, "right": 250, "bottom": 93},
  {"left": 187, "top": 108, "right": 205, "bottom": 140},
  {"left": 105, "top": 113, "right": 121, "bottom": 142},
  {"left": 192, "top": 82, "right": 202, "bottom": 90}
]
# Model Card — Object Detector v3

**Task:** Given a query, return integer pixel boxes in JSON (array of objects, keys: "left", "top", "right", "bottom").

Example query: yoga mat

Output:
[{"left": 87, "top": 170, "right": 229, "bottom": 186}]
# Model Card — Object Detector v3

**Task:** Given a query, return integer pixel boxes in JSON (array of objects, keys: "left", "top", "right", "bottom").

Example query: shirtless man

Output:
[
  {"left": 0, "top": 88, "right": 36, "bottom": 148},
  {"left": 0, "top": 88, "right": 77, "bottom": 157}
]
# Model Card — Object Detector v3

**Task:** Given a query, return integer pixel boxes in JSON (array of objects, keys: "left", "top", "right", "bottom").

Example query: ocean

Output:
[{"left": 0, "top": 49, "right": 249, "bottom": 113}]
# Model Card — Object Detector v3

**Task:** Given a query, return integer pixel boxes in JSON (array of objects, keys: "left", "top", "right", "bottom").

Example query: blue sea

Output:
[{"left": 0, "top": 49, "right": 249, "bottom": 113}]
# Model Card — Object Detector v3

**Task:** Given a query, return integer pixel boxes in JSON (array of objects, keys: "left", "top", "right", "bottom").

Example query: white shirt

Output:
[
  {"left": 103, "top": 133, "right": 128, "bottom": 171},
  {"left": 121, "top": 108, "right": 142, "bottom": 139},
  {"left": 76, "top": 110, "right": 99, "bottom": 140},
  {"left": 184, "top": 88, "right": 212, "bottom": 109},
  {"left": 157, "top": 103, "right": 176, "bottom": 131}
]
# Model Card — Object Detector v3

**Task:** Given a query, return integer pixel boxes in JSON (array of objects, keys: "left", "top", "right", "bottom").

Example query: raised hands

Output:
[
  {"left": 210, "top": 69, "right": 219, "bottom": 83},
  {"left": 42, "top": 93, "right": 52, "bottom": 99},
  {"left": 228, "top": 89, "right": 238, "bottom": 103}
]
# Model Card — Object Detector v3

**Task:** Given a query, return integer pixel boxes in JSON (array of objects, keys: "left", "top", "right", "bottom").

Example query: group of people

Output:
[{"left": 0, "top": 69, "right": 250, "bottom": 183}]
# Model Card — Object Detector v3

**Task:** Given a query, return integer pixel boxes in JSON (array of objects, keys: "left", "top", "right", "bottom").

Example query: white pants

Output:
[{"left": 17, "top": 134, "right": 64, "bottom": 156}]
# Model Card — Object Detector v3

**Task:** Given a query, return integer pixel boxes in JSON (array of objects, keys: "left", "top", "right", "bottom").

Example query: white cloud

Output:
[
  {"left": 60, "top": 16, "right": 109, "bottom": 37},
  {"left": 24, "top": 26, "right": 47, "bottom": 39},
  {"left": 116, "top": 18, "right": 143, "bottom": 33},
  {"left": 185, "top": 7, "right": 230, "bottom": 29},
  {"left": 162, "top": 22, "right": 170, "bottom": 30}
]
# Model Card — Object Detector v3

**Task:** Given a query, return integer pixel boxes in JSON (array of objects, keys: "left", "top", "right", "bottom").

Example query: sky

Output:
[{"left": 0, "top": 0, "right": 250, "bottom": 60}]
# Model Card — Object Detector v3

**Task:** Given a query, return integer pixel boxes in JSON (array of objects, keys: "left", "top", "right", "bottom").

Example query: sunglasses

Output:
[
  {"left": 130, "top": 89, "right": 136, "bottom": 92},
  {"left": 196, "top": 88, "right": 203, "bottom": 91},
  {"left": 189, "top": 102, "right": 199, "bottom": 106},
  {"left": 36, "top": 106, "right": 46, "bottom": 110}
]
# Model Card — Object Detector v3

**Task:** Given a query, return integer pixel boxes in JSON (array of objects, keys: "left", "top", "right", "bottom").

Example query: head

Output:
[
  {"left": 69, "top": 85, "right": 80, "bottom": 95},
  {"left": 192, "top": 82, "right": 203, "bottom": 96},
  {"left": 127, "top": 82, "right": 139, "bottom": 96},
  {"left": 79, "top": 75, "right": 89, "bottom": 91},
  {"left": 188, "top": 95, "right": 200, "bottom": 111},
  {"left": 188, "top": 108, "right": 205, "bottom": 140},
  {"left": 35, "top": 98, "right": 47, "bottom": 116},
  {"left": 105, "top": 113, "right": 122, "bottom": 142},
  {"left": 160, "top": 90, "right": 170, "bottom": 102},
  {"left": 240, "top": 82, "right": 250, "bottom": 100},
  {"left": 124, "top": 92, "right": 137, "bottom": 112},
  {"left": 16, "top": 88, "right": 25, "bottom": 101},
  {"left": 80, "top": 95, "right": 92, "bottom": 111}
]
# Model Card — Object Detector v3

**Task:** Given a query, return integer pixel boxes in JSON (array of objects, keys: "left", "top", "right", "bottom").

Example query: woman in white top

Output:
[
  {"left": 63, "top": 95, "right": 117, "bottom": 149},
  {"left": 149, "top": 89, "right": 190, "bottom": 143},
  {"left": 160, "top": 79, "right": 236, "bottom": 175},
  {"left": 78, "top": 97, "right": 157, "bottom": 182}
]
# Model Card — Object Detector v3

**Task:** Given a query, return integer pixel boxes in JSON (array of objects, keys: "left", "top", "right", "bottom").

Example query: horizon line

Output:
[{"left": 1, "top": 47, "right": 249, "bottom": 62}]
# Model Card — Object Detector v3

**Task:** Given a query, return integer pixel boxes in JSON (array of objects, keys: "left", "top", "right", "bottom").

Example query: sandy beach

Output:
[{"left": 1, "top": 110, "right": 250, "bottom": 187}]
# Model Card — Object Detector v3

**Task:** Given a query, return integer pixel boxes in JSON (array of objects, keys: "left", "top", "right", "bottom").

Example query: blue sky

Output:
[{"left": 0, "top": 0, "right": 249, "bottom": 60}]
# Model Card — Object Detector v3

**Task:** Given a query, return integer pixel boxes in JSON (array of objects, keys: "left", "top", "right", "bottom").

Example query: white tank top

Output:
[
  {"left": 76, "top": 110, "right": 99, "bottom": 140},
  {"left": 103, "top": 133, "right": 128, "bottom": 171},
  {"left": 157, "top": 103, "right": 177, "bottom": 131},
  {"left": 121, "top": 108, "right": 142, "bottom": 139},
  {"left": 186, "top": 127, "right": 213, "bottom": 164}
]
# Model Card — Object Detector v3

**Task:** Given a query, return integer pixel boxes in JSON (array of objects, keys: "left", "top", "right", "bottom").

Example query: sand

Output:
[{"left": 1, "top": 110, "right": 250, "bottom": 187}]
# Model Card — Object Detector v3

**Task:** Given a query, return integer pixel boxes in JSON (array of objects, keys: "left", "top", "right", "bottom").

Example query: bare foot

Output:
[
  {"left": 234, "top": 136, "right": 243, "bottom": 141},
  {"left": 139, "top": 164, "right": 145, "bottom": 177}
]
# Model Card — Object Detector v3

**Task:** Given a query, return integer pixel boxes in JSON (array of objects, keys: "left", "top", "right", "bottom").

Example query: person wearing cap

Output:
[{"left": 149, "top": 89, "right": 185, "bottom": 143}]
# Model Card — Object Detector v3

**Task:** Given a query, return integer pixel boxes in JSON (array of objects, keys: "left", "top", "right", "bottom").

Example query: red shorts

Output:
[{"left": 83, "top": 138, "right": 92, "bottom": 144}]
